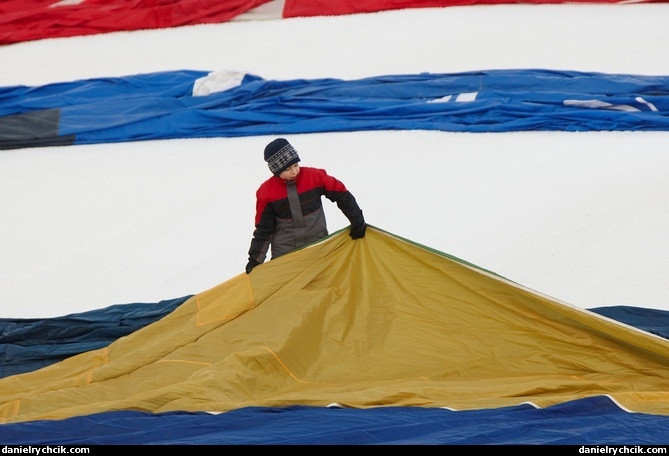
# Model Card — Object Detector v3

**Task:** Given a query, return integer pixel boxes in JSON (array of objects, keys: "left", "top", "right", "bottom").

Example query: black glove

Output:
[
  {"left": 349, "top": 222, "right": 366, "bottom": 240},
  {"left": 245, "top": 259, "right": 260, "bottom": 274}
]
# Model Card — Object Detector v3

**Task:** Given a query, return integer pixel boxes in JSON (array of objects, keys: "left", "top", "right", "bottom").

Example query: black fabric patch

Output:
[{"left": 0, "top": 108, "right": 76, "bottom": 150}]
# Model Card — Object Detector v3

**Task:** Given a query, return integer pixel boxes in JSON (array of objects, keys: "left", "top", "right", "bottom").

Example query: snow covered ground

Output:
[{"left": 1, "top": 4, "right": 669, "bottom": 318}]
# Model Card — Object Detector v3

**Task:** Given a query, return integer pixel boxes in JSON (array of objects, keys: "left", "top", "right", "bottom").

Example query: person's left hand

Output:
[
  {"left": 245, "top": 259, "right": 260, "bottom": 274},
  {"left": 349, "top": 222, "right": 366, "bottom": 239}
]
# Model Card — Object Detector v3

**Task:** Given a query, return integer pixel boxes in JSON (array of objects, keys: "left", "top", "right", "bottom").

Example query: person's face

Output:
[{"left": 279, "top": 163, "right": 300, "bottom": 181}]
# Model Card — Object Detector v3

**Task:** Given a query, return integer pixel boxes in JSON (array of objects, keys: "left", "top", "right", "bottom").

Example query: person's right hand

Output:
[{"left": 245, "top": 259, "right": 260, "bottom": 274}]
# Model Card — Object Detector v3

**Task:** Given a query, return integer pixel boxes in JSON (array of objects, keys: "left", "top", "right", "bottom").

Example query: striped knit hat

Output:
[{"left": 264, "top": 138, "right": 300, "bottom": 176}]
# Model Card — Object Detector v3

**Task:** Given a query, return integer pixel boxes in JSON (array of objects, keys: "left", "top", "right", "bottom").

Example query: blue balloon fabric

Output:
[
  {"left": 0, "top": 296, "right": 190, "bottom": 378},
  {"left": 2, "top": 69, "right": 669, "bottom": 150},
  {"left": 1, "top": 396, "right": 668, "bottom": 445}
]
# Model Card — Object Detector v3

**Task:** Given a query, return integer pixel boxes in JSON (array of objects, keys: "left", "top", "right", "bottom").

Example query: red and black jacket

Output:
[{"left": 248, "top": 166, "right": 364, "bottom": 263}]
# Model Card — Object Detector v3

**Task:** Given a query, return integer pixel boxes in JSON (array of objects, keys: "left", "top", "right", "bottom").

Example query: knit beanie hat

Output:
[{"left": 264, "top": 138, "right": 300, "bottom": 176}]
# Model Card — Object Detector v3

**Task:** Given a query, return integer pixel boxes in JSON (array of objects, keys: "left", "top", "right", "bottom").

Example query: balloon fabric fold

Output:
[{"left": 1, "top": 226, "right": 669, "bottom": 425}]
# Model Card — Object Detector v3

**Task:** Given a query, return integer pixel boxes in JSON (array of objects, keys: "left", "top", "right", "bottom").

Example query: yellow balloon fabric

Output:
[{"left": 2, "top": 226, "right": 669, "bottom": 424}]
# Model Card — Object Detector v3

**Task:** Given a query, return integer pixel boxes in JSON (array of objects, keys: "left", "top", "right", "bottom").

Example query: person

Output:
[{"left": 245, "top": 138, "right": 366, "bottom": 274}]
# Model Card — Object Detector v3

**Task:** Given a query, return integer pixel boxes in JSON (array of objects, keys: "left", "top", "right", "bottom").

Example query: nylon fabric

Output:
[
  {"left": 0, "top": 0, "right": 272, "bottom": 45},
  {"left": 2, "top": 397, "right": 669, "bottom": 444},
  {"left": 283, "top": 0, "right": 643, "bottom": 18},
  {"left": 1, "top": 227, "right": 669, "bottom": 425},
  {"left": 3, "top": 69, "right": 669, "bottom": 150},
  {"left": 0, "top": 297, "right": 189, "bottom": 379}
]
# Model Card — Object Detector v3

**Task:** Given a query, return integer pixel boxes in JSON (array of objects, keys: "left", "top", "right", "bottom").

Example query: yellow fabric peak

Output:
[{"left": 2, "top": 226, "right": 669, "bottom": 424}]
